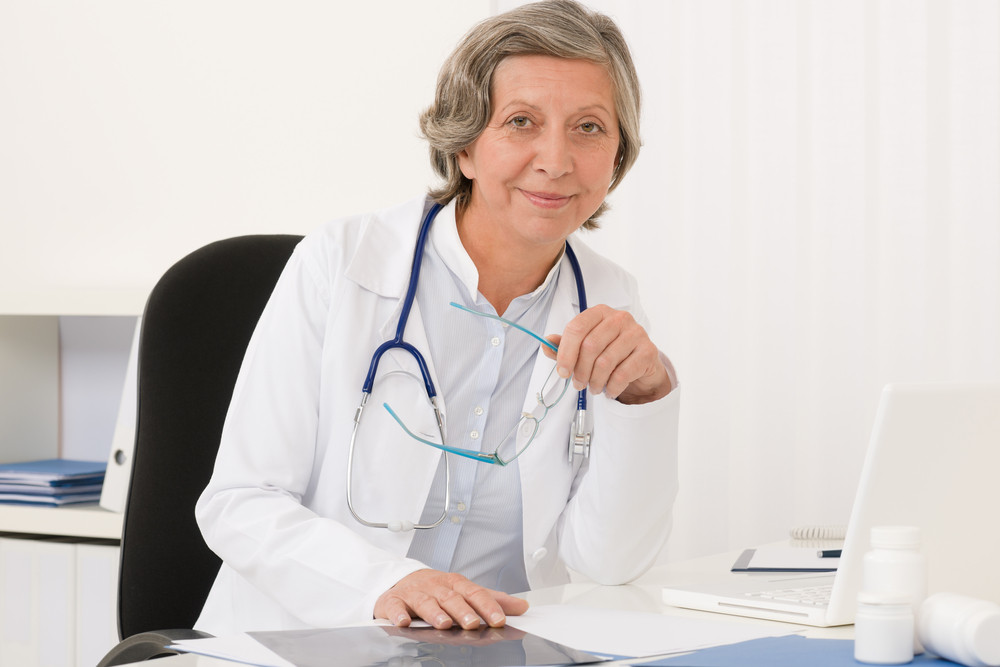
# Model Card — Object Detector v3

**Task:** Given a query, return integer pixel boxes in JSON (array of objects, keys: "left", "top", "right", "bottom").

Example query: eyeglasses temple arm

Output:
[
  {"left": 448, "top": 302, "right": 558, "bottom": 353},
  {"left": 382, "top": 403, "right": 505, "bottom": 465}
]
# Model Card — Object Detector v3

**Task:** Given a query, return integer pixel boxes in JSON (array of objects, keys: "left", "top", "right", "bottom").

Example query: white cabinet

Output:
[
  {"left": 0, "top": 535, "right": 119, "bottom": 667},
  {"left": 77, "top": 543, "right": 122, "bottom": 667}
]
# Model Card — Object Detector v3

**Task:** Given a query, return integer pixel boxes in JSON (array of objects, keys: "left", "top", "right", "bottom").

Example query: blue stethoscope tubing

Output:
[{"left": 347, "top": 201, "right": 591, "bottom": 532}]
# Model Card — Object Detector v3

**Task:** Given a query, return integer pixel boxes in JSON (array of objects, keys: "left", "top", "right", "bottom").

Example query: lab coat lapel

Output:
[
  {"left": 343, "top": 198, "right": 446, "bottom": 520},
  {"left": 519, "top": 246, "right": 582, "bottom": 419},
  {"left": 344, "top": 197, "right": 445, "bottom": 416},
  {"left": 517, "top": 244, "right": 585, "bottom": 570},
  {"left": 514, "top": 247, "right": 582, "bottom": 475}
]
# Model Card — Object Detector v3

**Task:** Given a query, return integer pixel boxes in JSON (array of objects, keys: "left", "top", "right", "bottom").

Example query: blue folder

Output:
[{"left": 638, "top": 636, "right": 960, "bottom": 667}]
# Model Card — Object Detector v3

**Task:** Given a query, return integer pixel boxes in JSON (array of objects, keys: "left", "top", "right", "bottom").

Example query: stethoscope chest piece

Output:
[{"left": 569, "top": 408, "right": 592, "bottom": 463}]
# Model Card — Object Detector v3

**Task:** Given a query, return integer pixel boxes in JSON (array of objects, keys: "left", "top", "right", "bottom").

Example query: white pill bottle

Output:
[
  {"left": 854, "top": 592, "right": 916, "bottom": 664},
  {"left": 919, "top": 593, "right": 1000, "bottom": 667},
  {"left": 861, "top": 526, "right": 928, "bottom": 653}
]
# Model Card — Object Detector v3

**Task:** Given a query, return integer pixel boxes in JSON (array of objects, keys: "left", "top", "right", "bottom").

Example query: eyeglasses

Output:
[{"left": 382, "top": 302, "right": 570, "bottom": 466}]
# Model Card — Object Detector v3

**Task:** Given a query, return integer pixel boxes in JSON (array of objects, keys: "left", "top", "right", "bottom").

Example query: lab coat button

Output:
[
  {"left": 531, "top": 547, "right": 548, "bottom": 562},
  {"left": 491, "top": 336, "right": 501, "bottom": 347}
]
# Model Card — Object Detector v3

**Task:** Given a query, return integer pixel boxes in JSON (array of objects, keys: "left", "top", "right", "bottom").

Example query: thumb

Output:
[{"left": 542, "top": 334, "right": 561, "bottom": 360}]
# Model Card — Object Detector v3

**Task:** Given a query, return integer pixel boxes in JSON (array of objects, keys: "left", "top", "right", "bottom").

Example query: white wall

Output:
[
  {"left": 0, "top": 0, "right": 491, "bottom": 314},
  {"left": 0, "top": 0, "right": 491, "bottom": 464},
  {"left": 4, "top": 1, "right": 999, "bottom": 563},
  {"left": 502, "top": 0, "right": 1000, "bottom": 561}
]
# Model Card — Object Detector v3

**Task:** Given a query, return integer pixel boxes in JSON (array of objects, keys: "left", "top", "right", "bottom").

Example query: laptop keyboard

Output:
[{"left": 745, "top": 584, "right": 833, "bottom": 606}]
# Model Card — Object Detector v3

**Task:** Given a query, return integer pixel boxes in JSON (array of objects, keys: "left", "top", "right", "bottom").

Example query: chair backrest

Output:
[{"left": 117, "top": 234, "right": 302, "bottom": 640}]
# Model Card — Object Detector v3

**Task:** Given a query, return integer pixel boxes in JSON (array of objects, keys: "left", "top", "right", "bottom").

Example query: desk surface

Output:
[{"left": 114, "top": 543, "right": 852, "bottom": 666}]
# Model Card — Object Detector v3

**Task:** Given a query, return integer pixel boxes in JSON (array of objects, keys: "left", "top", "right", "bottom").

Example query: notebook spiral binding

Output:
[{"left": 790, "top": 525, "right": 847, "bottom": 541}]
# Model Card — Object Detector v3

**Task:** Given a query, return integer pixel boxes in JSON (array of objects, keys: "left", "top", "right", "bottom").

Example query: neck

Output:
[{"left": 456, "top": 204, "right": 563, "bottom": 316}]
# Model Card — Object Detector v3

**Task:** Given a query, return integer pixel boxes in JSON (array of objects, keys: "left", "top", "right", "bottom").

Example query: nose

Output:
[{"left": 531, "top": 129, "right": 573, "bottom": 179}]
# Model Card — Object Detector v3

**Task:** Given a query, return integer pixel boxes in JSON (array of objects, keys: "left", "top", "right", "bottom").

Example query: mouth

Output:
[{"left": 519, "top": 189, "right": 572, "bottom": 209}]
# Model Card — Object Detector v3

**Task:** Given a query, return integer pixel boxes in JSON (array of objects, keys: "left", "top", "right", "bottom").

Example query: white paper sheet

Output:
[
  {"left": 170, "top": 633, "right": 294, "bottom": 667},
  {"left": 506, "top": 604, "right": 796, "bottom": 659}
]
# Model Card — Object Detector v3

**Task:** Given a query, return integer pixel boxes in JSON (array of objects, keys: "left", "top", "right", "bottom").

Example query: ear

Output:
[{"left": 456, "top": 147, "right": 476, "bottom": 181}]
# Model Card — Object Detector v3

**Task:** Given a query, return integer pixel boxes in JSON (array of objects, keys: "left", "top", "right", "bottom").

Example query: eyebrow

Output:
[{"left": 495, "top": 100, "right": 616, "bottom": 118}]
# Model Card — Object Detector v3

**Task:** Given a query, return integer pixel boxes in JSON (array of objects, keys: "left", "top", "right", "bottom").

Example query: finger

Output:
[
  {"left": 470, "top": 589, "right": 530, "bottom": 628},
  {"left": 602, "top": 346, "right": 649, "bottom": 399},
  {"left": 555, "top": 307, "right": 610, "bottom": 384},
  {"left": 573, "top": 308, "right": 655, "bottom": 395},
  {"left": 589, "top": 319, "right": 656, "bottom": 397},
  {"left": 586, "top": 330, "right": 637, "bottom": 396},
  {"left": 376, "top": 596, "right": 413, "bottom": 627},
  {"left": 435, "top": 586, "right": 484, "bottom": 630},
  {"left": 568, "top": 310, "right": 627, "bottom": 392},
  {"left": 541, "top": 334, "right": 561, "bottom": 361},
  {"left": 495, "top": 593, "right": 530, "bottom": 617},
  {"left": 453, "top": 580, "right": 510, "bottom": 628},
  {"left": 405, "top": 590, "right": 455, "bottom": 630}
]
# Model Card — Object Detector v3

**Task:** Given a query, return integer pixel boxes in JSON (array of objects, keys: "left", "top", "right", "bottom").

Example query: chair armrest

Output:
[{"left": 96, "top": 628, "right": 215, "bottom": 667}]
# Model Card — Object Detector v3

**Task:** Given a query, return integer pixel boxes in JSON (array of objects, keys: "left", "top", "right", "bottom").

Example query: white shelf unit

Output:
[
  {"left": 0, "top": 504, "right": 123, "bottom": 541},
  {"left": 1, "top": 314, "right": 131, "bottom": 666}
]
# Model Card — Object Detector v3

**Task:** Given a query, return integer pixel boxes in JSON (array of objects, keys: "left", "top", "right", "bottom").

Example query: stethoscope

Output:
[{"left": 346, "top": 202, "right": 592, "bottom": 532}]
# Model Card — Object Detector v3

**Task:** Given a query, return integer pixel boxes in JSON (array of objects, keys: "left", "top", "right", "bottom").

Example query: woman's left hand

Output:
[{"left": 544, "top": 305, "right": 674, "bottom": 405}]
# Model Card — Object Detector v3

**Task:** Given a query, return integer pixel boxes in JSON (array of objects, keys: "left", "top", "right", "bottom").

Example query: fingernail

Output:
[
  {"left": 572, "top": 379, "right": 585, "bottom": 391},
  {"left": 462, "top": 614, "right": 480, "bottom": 629},
  {"left": 435, "top": 614, "right": 451, "bottom": 628},
  {"left": 489, "top": 612, "right": 505, "bottom": 626},
  {"left": 395, "top": 613, "right": 409, "bottom": 626},
  {"left": 557, "top": 366, "right": 570, "bottom": 379}
]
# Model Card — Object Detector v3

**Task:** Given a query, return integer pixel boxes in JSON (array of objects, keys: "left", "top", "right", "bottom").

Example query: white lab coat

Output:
[{"left": 194, "top": 196, "right": 680, "bottom": 635}]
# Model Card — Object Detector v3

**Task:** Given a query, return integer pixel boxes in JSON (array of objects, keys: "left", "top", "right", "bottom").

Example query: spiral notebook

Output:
[{"left": 662, "top": 383, "right": 1000, "bottom": 627}]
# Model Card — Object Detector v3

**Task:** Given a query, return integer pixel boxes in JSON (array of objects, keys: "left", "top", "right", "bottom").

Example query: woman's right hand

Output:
[{"left": 373, "top": 569, "right": 529, "bottom": 630}]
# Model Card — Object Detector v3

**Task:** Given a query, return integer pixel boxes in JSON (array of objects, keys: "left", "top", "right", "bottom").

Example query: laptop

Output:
[{"left": 661, "top": 382, "right": 1000, "bottom": 627}]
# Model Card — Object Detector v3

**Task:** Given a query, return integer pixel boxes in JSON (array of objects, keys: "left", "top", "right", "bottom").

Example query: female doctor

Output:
[{"left": 194, "top": 0, "right": 679, "bottom": 636}]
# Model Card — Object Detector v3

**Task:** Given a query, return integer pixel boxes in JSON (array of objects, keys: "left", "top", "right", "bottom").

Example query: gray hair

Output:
[{"left": 419, "top": 0, "right": 642, "bottom": 229}]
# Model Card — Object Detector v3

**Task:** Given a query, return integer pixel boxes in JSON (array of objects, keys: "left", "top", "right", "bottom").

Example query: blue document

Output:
[
  {"left": 0, "top": 459, "right": 105, "bottom": 505},
  {"left": 0, "top": 459, "right": 105, "bottom": 485},
  {"left": 642, "top": 636, "right": 958, "bottom": 666}
]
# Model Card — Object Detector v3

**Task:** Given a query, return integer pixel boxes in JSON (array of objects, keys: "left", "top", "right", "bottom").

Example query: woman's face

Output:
[{"left": 457, "top": 55, "right": 620, "bottom": 252}]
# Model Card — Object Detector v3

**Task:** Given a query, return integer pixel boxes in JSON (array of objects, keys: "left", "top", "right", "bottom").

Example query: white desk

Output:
[{"left": 113, "top": 545, "right": 853, "bottom": 666}]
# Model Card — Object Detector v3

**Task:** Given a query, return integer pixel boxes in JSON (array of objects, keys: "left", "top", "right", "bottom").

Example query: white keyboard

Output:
[{"left": 745, "top": 584, "right": 833, "bottom": 606}]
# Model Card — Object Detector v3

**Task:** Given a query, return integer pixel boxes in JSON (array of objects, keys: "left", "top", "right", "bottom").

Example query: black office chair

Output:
[{"left": 98, "top": 234, "right": 303, "bottom": 666}]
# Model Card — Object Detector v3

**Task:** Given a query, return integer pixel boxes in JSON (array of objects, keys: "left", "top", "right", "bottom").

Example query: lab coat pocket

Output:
[{"left": 348, "top": 354, "right": 443, "bottom": 523}]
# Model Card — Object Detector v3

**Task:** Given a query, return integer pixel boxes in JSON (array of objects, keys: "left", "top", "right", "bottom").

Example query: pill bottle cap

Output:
[
  {"left": 871, "top": 525, "right": 921, "bottom": 549},
  {"left": 964, "top": 605, "right": 1000, "bottom": 665}
]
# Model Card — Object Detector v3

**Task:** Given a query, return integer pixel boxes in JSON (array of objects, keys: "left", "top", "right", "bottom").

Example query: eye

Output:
[
  {"left": 509, "top": 116, "right": 532, "bottom": 129},
  {"left": 579, "top": 122, "right": 603, "bottom": 134}
]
